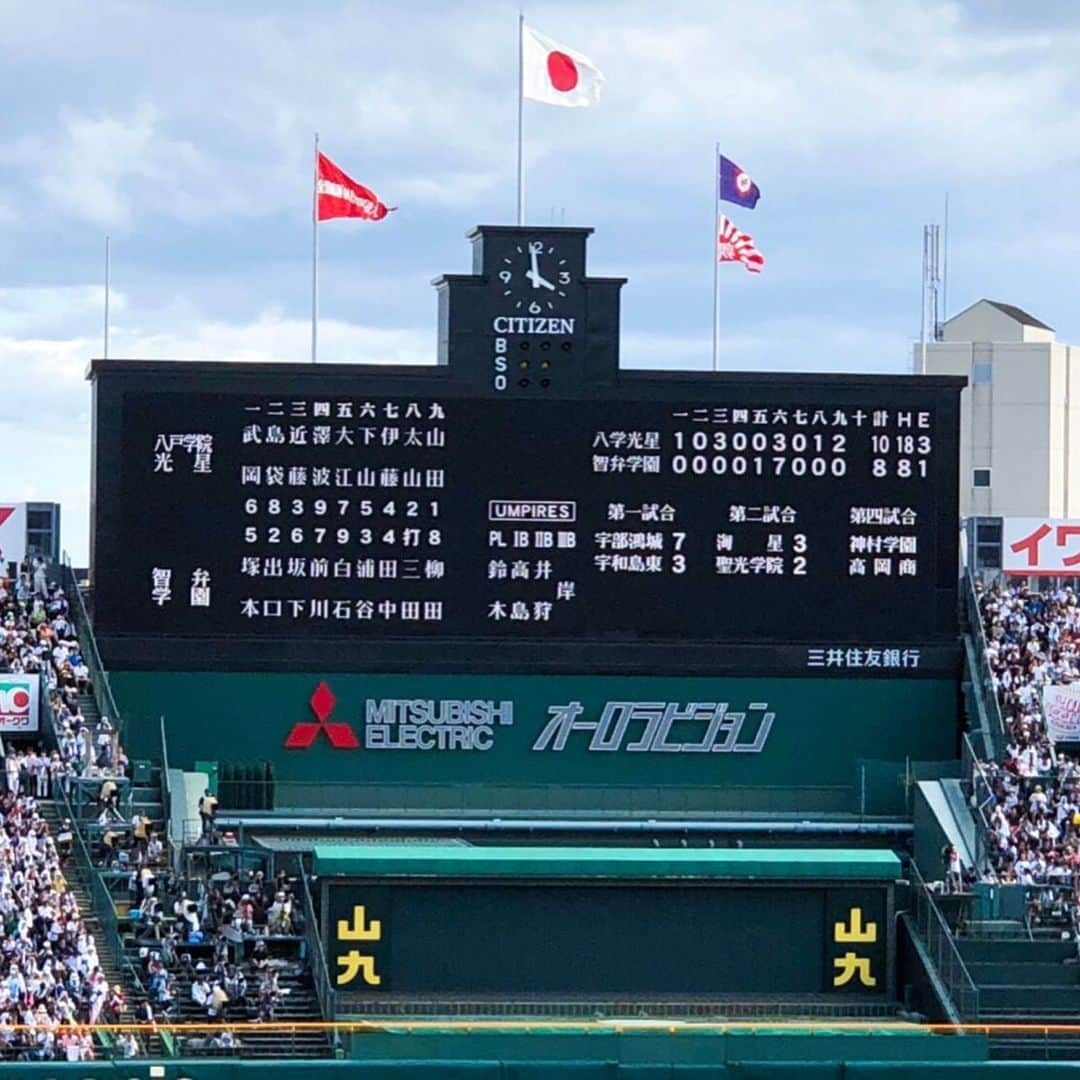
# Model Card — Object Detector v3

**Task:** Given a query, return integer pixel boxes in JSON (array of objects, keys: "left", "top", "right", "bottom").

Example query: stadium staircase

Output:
[
  {"left": 40, "top": 798, "right": 125, "bottom": 994},
  {"left": 958, "top": 927, "right": 1080, "bottom": 1060},
  {"left": 902, "top": 572, "right": 1080, "bottom": 1058}
]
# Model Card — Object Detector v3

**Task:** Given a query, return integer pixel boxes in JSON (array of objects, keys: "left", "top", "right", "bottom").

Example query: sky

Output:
[{"left": 2, "top": 0, "right": 1080, "bottom": 563}]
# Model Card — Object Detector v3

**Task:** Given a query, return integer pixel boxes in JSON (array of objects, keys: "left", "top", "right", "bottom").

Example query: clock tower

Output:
[{"left": 432, "top": 225, "right": 625, "bottom": 395}]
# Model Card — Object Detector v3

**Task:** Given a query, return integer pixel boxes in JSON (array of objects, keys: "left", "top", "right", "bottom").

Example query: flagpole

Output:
[
  {"left": 516, "top": 11, "right": 525, "bottom": 225},
  {"left": 711, "top": 142, "right": 720, "bottom": 372},
  {"left": 312, "top": 131, "right": 319, "bottom": 365},
  {"left": 103, "top": 236, "right": 110, "bottom": 360}
]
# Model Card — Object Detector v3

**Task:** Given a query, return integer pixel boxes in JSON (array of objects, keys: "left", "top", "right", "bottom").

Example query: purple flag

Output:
[{"left": 718, "top": 155, "right": 761, "bottom": 209}]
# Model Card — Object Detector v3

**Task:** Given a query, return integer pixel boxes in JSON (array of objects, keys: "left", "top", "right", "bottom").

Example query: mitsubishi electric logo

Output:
[
  {"left": 283, "top": 687, "right": 774, "bottom": 756},
  {"left": 284, "top": 682, "right": 513, "bottom": 751},
  {"left": 284, "top": 682, "right": 360, "bottom": 749}
]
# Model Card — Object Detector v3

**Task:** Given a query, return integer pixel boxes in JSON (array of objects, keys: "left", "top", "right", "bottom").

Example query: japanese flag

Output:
[{"left": 522, "top": 24, "right": 604, "bottom": 107}]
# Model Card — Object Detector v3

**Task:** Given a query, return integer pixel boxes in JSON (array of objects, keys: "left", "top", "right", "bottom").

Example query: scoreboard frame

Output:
[
  {"left": 87, "top": 223, "right": 965, "bottom": 679},
  {"left": 89, "top": 361, "right": 964, "bottom": 677}
]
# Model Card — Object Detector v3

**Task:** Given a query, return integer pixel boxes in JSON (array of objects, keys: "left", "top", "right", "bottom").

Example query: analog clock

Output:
[{"left": 496, "top": 239, "right": 574, "bottom": 314}]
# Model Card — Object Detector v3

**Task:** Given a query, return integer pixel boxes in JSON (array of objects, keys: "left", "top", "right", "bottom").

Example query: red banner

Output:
[{"left": 316, "top": 153, "right": 394, "bottom": 222}]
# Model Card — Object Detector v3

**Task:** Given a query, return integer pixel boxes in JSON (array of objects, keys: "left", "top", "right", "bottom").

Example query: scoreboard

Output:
[{"left": 89, "top": 225, "right": 964, "bottom": 678}]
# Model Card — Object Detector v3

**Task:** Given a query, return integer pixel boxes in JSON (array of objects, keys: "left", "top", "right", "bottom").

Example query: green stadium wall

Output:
[
  {"left": 1, "top": 1029, "right": 1046, "bottom": 1080},
  {"left": 110, "top": 671, "right": 958, "bottom": 814}
]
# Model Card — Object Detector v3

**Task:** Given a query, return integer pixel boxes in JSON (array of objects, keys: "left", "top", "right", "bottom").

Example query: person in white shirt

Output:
[{"left": 191, "top": 975, "right": 212, "bottom": 1011}]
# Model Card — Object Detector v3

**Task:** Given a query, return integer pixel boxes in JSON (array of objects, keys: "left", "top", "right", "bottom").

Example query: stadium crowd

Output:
[
  {"left": 974, "top": 580, "right": 1080, "bottom": 923},
  {"left": 0, "top": 556, "right": 139, "bottom": 1060},
  {"left": 130, "top": 860, "right": 301, "bottom": 1031},
  {"left": 977, "top": 580, "right": 1080, "bottom": 776},
  {"left": 1, "top": 555, "right": 308, "bottom": 1056}
]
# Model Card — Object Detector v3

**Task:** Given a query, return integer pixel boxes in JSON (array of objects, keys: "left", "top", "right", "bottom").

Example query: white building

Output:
[{"left": 920, "top": 299, "right": 1080, "bottom": 523}]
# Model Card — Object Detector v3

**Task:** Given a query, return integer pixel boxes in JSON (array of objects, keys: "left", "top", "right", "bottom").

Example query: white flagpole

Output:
[
  {"left": 311, "top": 131, "right": 319, "bottom": 365},
  {"left": 103, "top": 236, "right": 110, "bottom": 360},
  {"left": 942, "top": 191, "right": 950, "bottom": 325},
  {"left": 516, "top": 12, "right": 525, "bottom": 225},
  {"left": 711, "top": 143, "right": 720, "bottom": 372}
]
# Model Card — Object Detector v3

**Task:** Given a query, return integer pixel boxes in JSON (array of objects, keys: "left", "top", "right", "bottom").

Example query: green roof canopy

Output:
[{"left": 313, "top": 845, "right": 900, "bottom": 881}]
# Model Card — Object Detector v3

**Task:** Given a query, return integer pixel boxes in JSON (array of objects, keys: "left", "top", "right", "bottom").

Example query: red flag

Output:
[
  {"left": 717, "top": 214, "right": 764, "bottom": 273},
  {"left": 316, "top": 152, "right": 394, "bottom": 222}
]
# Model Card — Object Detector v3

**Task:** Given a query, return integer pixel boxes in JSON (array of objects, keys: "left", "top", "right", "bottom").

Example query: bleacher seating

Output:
[{"left": 1, "top": 556, "right": 332, "bottom": 1059}]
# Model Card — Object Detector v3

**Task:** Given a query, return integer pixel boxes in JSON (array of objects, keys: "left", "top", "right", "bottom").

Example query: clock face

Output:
[{"left": 496, "top": 238, "right": 574, "bottom": 314}]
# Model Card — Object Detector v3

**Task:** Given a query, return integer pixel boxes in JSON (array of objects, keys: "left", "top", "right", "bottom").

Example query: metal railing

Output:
[
  {"left": 1024, "top": 882, "right": 1076, "bottom": 937},
  {"left": 962, "top": 568, "right": 1006, "bottom": 759},
  {"left": 334, "top": 997, "right": 900, "bottom": 1020},
  {"left": 55, "top": 777, "right": 126, "bottom": 968},
  {"left": 41, "top": 690, "right": 134, "bottom": 1038},
  {"left": 909, "top": 860, "right": 980, "bottom": 1021},
  {"left": 211, "top": 779, "right": 876, "bottom": 817},
  {"left": 159, "top": 715, "right": 180, "bottom": 873},
  {"left": 960, "top": 732, "right": 999, "bottom": 883},
  {"left": 58, "top": 552, "right": 124, "bottom": 740},
  {"left": 299, "top": 862, "right": 338, "bottom": 1028}
]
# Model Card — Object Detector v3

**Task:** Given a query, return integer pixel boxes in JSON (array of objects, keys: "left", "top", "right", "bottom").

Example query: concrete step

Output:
[
  {"left": 962, "top": 919, "right": 1028, "bottom": 939},
  {"left": 978, "top": 985, "right": 1080, "bottom": 1011},
  {"left": 969, "top": 962, "right": 1080, "bottom": 987},
  {"left": 958, "top": 938, "right": 1076, "bottom": 965},
  {"left": 991, "top": 1037, "right": 1080, "bottom": 1062}
]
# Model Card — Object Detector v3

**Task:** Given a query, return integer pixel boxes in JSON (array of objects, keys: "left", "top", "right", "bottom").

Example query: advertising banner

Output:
[
  {"left": 0, "top": 677, "right": 40, "bottom": 734},
  {"left": 1043, "top": 684, "right": 1080, "bottom": 743},
  {"left": 1003, "top": 518, "right": 1080, "bottom": 575},
  {"left": 111, "top": 670, "right": 958, "bottom": 815},
  {"left": 0, "top": 503, "right": 26, "bottom": 568}
]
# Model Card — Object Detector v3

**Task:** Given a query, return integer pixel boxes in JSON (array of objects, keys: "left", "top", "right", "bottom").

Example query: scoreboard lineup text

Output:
[{"left": 89, "top": 224, "right": 964, "bottom": 677}]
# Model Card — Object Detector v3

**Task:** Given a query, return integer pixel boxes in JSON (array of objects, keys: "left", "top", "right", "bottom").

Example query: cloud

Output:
[
  {"left": 4, "top": 0, "right": 1080, "bottom": 241},
  {"left": 2, "top": 102, "right": 211, "bottom": 229},
  {"left": 586, "top": 0, "right": 1080, "bottom": 186},
  {"left": 621, "top": 317, "right": 906, "bottom": 374},
  {"left": 0, "top": 286, "right": 99, "bottom": 337},
  {"left": 105, "top": 313, "right": 431, "bottom": 367},
  {"left": 6, "top": 0, "right": 1080, "bottom": 564}
]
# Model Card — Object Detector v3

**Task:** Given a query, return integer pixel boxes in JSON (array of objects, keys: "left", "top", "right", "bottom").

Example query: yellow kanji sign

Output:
[
  {"left": 334, "top": 903, "right": 384, "bottom": 987},
  {"left": 337, "top": 951, "right": 381, "bottom": 987},
  {"left": 833, "top": 951, "right": 876, "bottom": 988},
  {"left": 337, "top": 904, "right": 382, "bottom": 942},
  {"left": 833, "top": 906, "right": 877, "bottom": 944}
]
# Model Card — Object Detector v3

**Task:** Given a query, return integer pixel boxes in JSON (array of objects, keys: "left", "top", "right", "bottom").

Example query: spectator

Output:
[
  {"left": 198, "top": 789, "right": 218, "bottom": 840},
  {"left": 117, "top": 1032, "right": 139, "bottom": 1059},
  {"left": 94, "top": 719, "right": 113, "bottom": 770},
  {"left": 942, "top": 844, "right": 964, "bottom": 893},
  {"left": 266, "top": 891, "right": 293, "bottom": 935},
  {"left": 132, "top": 812, "right": 152, "bottom": 853},
  {"left": 208, "top": 980, "right": 229, "bottom": 1021},
  {"left": 191, "top": 973, "right": 212, "bottom": 1014}
]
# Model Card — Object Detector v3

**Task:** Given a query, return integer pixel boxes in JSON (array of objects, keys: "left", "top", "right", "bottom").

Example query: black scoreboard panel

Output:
[
  {"left": 89, "top": 223, "right": 963, "bottom": 675},
  {"left": 90, "top": 364, "right": 962, "bottom": 675}
]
